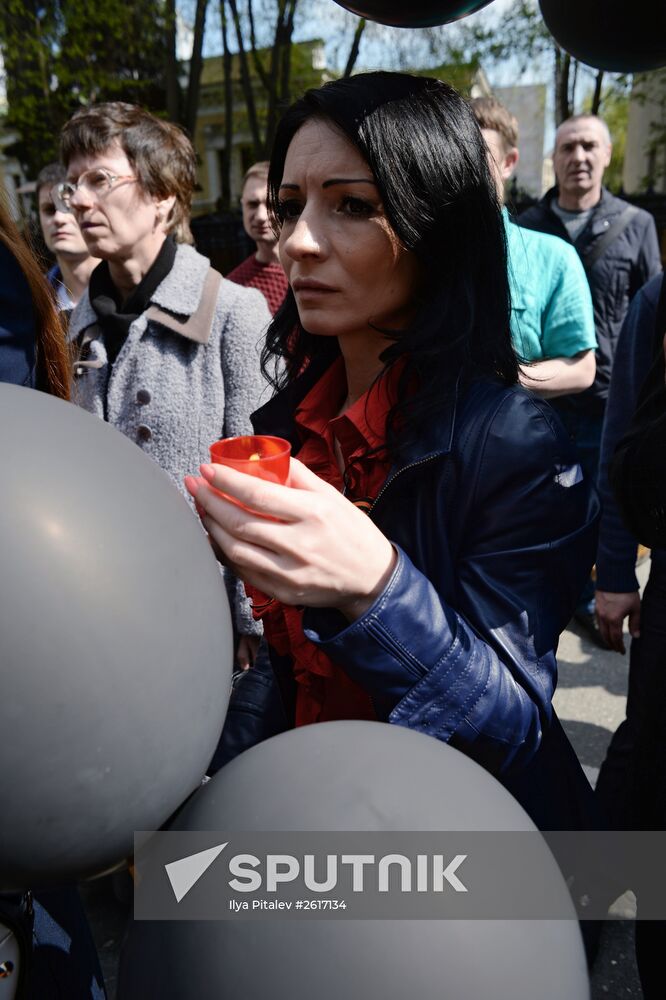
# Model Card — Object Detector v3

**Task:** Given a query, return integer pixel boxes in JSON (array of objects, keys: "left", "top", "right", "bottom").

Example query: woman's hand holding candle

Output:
[{"left": 184, "top": 459, "right": 397, "bottom": 623}]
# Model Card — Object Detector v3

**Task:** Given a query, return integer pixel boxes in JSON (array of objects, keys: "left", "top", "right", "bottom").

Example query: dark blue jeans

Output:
[
  {"left": 595, "top": 551, "right": 666, "bottom": 827},
  {"left": 595, "top": 552, "right": 666, "bottom": 999},
  {"left": 208, "top": 640, "right": 287, "bottom": 774}
]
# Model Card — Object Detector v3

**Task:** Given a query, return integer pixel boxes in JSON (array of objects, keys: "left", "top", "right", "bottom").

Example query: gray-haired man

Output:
[{"left": 520, "top": 114, "right": 662, "bottom": 641}]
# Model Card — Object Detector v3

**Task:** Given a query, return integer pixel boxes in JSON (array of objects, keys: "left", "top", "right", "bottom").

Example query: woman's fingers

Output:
[
  {"left": 198, "top": 463, "right": 297, "bottom": 521},
  {"left": 199, "top": 503, "right": 287, "bottom": 573},
  {"left": 195, "top": 481, "right": 304, "bottom": 555},
  {"left": 199, "top": 511, "right": 304, "bottom": 603},
  {"left": 184, "top": 474, "right": 199, "bottom": 496},
  {"left": 190, "top": 461, "right": 395, "bottom": 616},
  {"left": 183, "top": 474, "right": 207, "bottom": 519},
  {"left": 199, "top": 458, "right": 340, "bottom": 519}
]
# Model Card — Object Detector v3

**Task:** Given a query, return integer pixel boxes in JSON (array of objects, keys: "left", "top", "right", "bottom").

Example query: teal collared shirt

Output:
[{"left": 503, "top": 208, "right": 596, "bottom": 362}]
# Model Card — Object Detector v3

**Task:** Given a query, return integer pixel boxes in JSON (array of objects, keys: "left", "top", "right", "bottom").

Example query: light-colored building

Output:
[
  {"left": 411, "top": 62, "right": 492, "bottom": 100},
  {"left": 193, "top": 40, "right": 329, "bottom": 214},
  {"left": 0, "top": 131, "right": 28, "bottom": 220},
  {"left": 0, "top": 54, "right": 28, "bottom": 220},
  {"left": 192, "top": 54, "right": 493, "bottom": 214},
  {"left": 494, "top": 84, "right": 548, "bottom": 197},
  {"left": 623, "top": 69, "right": 666, "bottom": 195}
]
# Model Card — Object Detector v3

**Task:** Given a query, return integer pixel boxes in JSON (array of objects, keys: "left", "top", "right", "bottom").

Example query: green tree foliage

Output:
[
  {"left": 428, "top": 0, "right": 616, "bottom": 126},
  {"left": 630, "top": 69, "right": 666, "bottom": 192},
  {"left": 0, "top": 0, "right": 61, "bottom": 175},
  {"left": 0, "top": 0, "right": 171, "bottom": 176}
]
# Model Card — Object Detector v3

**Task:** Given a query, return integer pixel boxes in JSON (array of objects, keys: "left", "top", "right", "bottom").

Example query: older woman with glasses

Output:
[{"left": 60, "top": 102, "right": 271, "bottom": 668}]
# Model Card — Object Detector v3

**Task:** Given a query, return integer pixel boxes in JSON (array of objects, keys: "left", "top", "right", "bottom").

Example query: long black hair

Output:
[{"left": 265, "top": 71, "right": 518, "bottom": 460}]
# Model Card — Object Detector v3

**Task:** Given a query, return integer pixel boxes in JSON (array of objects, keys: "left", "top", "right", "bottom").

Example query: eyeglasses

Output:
[{"left": 54, "top": 168, "right": 137, "bottom": 210}]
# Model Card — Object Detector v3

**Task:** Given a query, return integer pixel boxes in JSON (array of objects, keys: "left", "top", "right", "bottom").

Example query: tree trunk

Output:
[
  {"left": 554, "top": 45, "right": 562, "bottom": 127},
  {"left": 227, "top": 0, "right": 263, "bottom": 157},
  {"left": 278, "top": 0, "right": 297, "bottom": 103},
  {"left": 263, "top": 0, "right": 286, "bottom": 151},
  {"left": 184, "top": 0, "right": 209, "bottom": 137},
  {"left": 591, "top": 69, "right": 605, "bottom": 115},
  {"left": 219, "top": 0, "right": 234, "bottom": 209},
  {"left": 555, "top": 47, "right": 572, "bottom": 124},
  {"left": 263, "top": 0, "right": 298, "bottom": 155},
  {"left": 343, "top": 18, "right": 366, "bottom": 77},
  {"left": 247, "top": 0, "right": 271, "bottom": 91},
  {"left": 165, "top": 0, "right": 180, "bottom": 121},
  {"left": 569, "top": 58, "right": 579, "bottom": 115}
]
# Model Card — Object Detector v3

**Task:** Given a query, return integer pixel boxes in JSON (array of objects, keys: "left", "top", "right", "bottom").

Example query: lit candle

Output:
[{"left": 209, "top": 435, "right": 291, "bottom": 485}]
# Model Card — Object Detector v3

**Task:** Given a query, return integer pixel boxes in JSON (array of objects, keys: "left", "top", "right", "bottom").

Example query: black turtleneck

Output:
[{"left": 88, "top": 235, "right": 177, "bottom": 365}]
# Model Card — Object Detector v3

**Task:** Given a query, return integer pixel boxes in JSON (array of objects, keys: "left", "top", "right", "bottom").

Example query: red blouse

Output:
[{"left": 248, "top": 356, "right": 400, "bottom": 726}]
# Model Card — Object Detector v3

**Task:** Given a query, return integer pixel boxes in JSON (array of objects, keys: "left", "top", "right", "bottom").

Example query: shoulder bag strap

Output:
[{"left": 579, "top": 205, "right": 639, "bottom": 273}]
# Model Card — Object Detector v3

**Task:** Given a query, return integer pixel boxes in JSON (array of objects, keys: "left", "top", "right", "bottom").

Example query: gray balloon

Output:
[
  {"left": 120, "top": 721, "right": 589, "bottom": 1000},
  {"left": 0, "top": 384, "right": 232, "bottom": 890}
]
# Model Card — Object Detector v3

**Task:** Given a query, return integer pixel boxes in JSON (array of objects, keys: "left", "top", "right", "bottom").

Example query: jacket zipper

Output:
[{"left": 368, "top": 453, "right": 442, "bottom": 518}]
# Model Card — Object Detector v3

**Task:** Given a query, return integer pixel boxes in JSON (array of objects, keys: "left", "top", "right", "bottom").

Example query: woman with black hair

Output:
[{"left": 186, "top": 72, "right": 599, "bottom": 830}]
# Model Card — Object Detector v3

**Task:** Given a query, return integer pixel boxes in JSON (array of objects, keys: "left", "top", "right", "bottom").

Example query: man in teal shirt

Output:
[{"left": 471, "top": 98, "right": 597, "bottom": 397}]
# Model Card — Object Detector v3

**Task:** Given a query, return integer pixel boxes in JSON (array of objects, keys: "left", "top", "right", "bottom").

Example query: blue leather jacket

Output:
[{"left": 219, "top": 361, "right": 600, "bottom": 829}]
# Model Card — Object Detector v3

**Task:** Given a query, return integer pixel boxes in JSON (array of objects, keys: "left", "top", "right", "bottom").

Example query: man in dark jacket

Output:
[
  {"left": 519, "top": 113, "right": 661, "bottom": 639},
  {"left": 595, "top": 274, "right": 666, "bottom": 999}
]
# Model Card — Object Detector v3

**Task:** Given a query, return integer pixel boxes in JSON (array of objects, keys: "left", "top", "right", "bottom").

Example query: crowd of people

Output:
[{"left": 0, "top": 70, "right": 664, "bottom": 998}]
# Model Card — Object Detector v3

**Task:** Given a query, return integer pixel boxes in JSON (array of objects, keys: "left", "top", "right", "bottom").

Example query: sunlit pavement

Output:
[{"left": 556, "top": 558, "right": 651, "bottom": 999}]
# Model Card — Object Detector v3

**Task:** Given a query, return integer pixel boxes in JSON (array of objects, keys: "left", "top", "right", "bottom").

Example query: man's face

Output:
[
  {"left": 241, "top": 175, "right": 276, "bottom": 248},
  {"left": 553, "top": 119, "right": 612, "bottom": 201},
  {"left": 38, "top": 185, "right": 89, "bottom": 258},
  {"left": 481, "top": 128, "right": 518, "bottom": 204}
]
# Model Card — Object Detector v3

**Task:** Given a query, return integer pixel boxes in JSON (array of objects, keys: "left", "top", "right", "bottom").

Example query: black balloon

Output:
[
  {"left": 539, "top": 0, "right": 666, "bottom": 73},
  {"left": 332, "top": 0, "right": 494, "bottom": 29},
  {"left": 0, "top": 385, "right": 233, "bottom": 890},
  {"left": 120, "top": 722, "right": 588, "bottom": 1000}
]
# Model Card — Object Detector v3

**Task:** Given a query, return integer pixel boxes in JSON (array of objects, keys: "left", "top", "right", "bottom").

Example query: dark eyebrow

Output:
[
  {"left": 322, "top": 177, "right": 376, "bottom": 189},
  {"left": 279, "top": 178, "right": 377, "bottom": 191}
]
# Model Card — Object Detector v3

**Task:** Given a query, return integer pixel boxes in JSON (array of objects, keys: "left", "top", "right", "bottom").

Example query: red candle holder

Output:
[{"left": 209, "top": 435, "right": 291, "bottom": 485}]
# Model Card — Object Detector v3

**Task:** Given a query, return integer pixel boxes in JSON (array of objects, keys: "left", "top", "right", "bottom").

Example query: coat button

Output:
[
  {"left": 136, "top": 388, "right": 151, "bottom": 405},
  {"left": 136, "top": 424, "right": 152, "bottom": 443}
]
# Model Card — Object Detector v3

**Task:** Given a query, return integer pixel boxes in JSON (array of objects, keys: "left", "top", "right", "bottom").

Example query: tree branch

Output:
[
  {"left": 219, "top": 0, "right": 234, "bottom": 207},
  {"left": 591, "top": 69, "right": 605, "bottom": 115},
  {"left": 248, "top": 0, "right": 271, "bottom": 92},
  {"left": 343, "top": 18, "right": 366, "bottom": 78},
  {"left": 184, "top": 0, "right": 209, "bottom": 136},
  {"left": 227, "top": 0, "right": 263, "bottom": 156},
  {"left": 165, "top": 0, "right": 180, "bottom": 121},
  {"left": 569, "top": 58, "right": 579, "bottom": 115}
]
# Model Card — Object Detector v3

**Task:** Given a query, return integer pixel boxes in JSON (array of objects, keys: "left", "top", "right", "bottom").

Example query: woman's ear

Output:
[{"left": 155, "top": 194, "right": 177, "bottom": 229}]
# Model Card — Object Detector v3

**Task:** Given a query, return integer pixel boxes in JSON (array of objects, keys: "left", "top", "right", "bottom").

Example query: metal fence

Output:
[{"left": 190, "top": 210, "right": 254, "bottom": 276}]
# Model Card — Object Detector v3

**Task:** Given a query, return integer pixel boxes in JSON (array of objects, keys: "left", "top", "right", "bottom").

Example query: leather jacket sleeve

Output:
[{"left": 303, "top": 391, "right": 599, "bottom": 778}]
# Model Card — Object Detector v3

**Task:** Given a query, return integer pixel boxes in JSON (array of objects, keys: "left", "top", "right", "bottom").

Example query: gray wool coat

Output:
[{"left": 68, "top": 243, "right": 272, "bottom": 635}]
